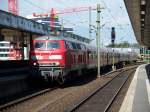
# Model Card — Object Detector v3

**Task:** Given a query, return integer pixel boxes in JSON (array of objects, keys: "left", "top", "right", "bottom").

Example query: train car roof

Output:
[
  {"left": 34, "top": 36, "right": 133, "bottom": 55},
  {"left": 103, "top": 48, "right": 119, "bottom": 53}
]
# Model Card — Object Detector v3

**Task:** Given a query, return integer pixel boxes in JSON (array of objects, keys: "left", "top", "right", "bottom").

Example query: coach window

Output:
[
  {"left": 76, "top": 44, "right": 81, "bottom": 50},
  {"left": 72, "top": 43, "right": 77, "bottom": 50},
  {"left": 67, "top": 41, "right": 73, "bottom": 49},
  {"left": 91, "top": 53, "right": 93, "bottom": 60},
  {"left": 89, "top": 53, "right": 91, "bottom": 59},
  {"left": 83, "top": 45, "right": 86, "bottom": 50},
  {"left": 81, "top": 45, "right": 83, "bottom": 50},
  {"left": 95, "top": 53, "right": 97, "bottom": 59},
  {"left": 74, "top": 55, "right": 76, "bottom": 63},
  {"left": 81, "top": 55, "right": 83, "bottom": 62},
  {"left": 78, "top": 55, "right": 81, "bottom": 62}
]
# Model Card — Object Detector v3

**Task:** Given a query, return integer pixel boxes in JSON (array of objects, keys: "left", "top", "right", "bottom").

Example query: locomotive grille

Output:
[{"left": 39, "top": 62, "right": 59, "bottom": 66}]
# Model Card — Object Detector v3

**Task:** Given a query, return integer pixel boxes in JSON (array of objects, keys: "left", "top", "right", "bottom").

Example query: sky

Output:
[{"left": 0, "top": 0, "right": 137, "bottom": 46}]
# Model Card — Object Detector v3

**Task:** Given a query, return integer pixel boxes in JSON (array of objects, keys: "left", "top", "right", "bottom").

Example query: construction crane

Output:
[
  {"left": 8, "top": 0, "right": 18, "bottom": 15},
  {"left": 33, "top": 6, "right": 97, "bottom": 33},
  {"left": 0, "top": 0, "right": 18, "bottom": 15},
  {"left": 33, "top": 6, "right": 96, "bottom": 16}
]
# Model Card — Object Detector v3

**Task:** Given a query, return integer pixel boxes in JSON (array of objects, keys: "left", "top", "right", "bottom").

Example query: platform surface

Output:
[{"left": 119, "top": 64, "right": 150, "bottom": 112}]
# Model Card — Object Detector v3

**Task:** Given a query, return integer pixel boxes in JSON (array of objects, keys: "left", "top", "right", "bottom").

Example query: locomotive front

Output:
[{"left": 30, "top": 37, "right": 66, "bottom": 84}]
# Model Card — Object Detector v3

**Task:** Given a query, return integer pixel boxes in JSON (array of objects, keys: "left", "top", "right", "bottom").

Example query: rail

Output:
[{"left": 65, "top": 66, "right": 137, "bottom": 112}]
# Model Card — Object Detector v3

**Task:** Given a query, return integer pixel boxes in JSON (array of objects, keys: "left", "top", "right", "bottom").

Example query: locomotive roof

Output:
[
  {"left": 34, "top": 35, "right": 87, "bottom": 44},
  {"left": 34, "top": 33, "right": 92, "bottom": 43}
]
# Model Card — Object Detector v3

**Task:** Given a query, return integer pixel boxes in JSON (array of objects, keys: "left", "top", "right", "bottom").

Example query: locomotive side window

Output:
[
  {"left": 47, "top": 42, "right": 60, "bottom": 49},
  {"left": 81, "top": 44, "right": 86, "bottom": 50},
  {"left": 34, "top": 42, "right": 46, "bottom": 49}
]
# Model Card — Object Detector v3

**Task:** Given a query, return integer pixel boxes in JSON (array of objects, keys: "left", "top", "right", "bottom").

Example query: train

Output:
[{"left": 29, "top": 35, "right": 139, "bottom": 84}]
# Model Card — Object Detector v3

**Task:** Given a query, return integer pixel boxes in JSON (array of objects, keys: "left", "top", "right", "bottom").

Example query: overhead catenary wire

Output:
[
  {"left": 22, "top": 0, "right": 134, "bottom": 44},
  {"left": 23, "top": 0, "right": 47, "bottom": 11}
]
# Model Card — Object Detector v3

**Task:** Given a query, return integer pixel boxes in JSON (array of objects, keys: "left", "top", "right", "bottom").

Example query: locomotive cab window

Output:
[
  {"left": 34, "top": 41, "right": 46, "bottom": 49},
  {"left": 47, "top": 41, "right": 60, "bottom": 49}
]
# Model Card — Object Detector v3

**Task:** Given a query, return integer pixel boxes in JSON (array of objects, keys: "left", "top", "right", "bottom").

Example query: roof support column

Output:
[{"left": 21, "top": 32, "right": 25, "bottom": 60}]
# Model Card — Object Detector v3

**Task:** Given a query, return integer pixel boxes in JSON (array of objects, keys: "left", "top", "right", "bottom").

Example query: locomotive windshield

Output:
[
  {"left": 34, "top": 42, "right": 46, "bottom": 49},
  {"left": 47, "top": 42, "right": 60, "bottom": 49}
]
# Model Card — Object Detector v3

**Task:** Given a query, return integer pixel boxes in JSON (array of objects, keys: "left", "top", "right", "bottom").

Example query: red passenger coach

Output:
[{"left": 29, "top": 35, "right": 87, "bottom": 84}]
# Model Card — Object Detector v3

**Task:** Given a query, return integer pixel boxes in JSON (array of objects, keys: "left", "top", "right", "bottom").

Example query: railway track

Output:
[
  {"left": 0, "top": 64, "right": 139, "bottom": 112},
  {"left": 0, "top": 87, "right": 57, "bottom": 111},
  {"left": 65, "top": 66, "right": 137, "bottom": 112}
]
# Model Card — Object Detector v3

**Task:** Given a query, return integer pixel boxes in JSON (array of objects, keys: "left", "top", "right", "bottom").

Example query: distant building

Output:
[{"left": 26, "top": 15, "right": 73, "bottom": 32}]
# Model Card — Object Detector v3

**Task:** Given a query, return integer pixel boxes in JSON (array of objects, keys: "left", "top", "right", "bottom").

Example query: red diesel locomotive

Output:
[{"left": 29, "top": 35, "right": 138, "bottom": 84}]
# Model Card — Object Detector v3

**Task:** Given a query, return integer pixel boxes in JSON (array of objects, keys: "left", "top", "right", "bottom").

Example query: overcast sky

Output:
[{"left": 0, "top": 0, "right": 137, "bottom": 46}]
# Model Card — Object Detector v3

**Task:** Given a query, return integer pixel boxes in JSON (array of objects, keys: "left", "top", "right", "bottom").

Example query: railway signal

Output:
[{"left": 111, "top": 27, "right": 116, "bottom": 46}]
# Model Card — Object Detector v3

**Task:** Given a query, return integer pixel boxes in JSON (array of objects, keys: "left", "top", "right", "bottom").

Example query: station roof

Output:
[
  {"left": 0, "top": 10, "right": 91, "bottom": 44},
  {"left": 0, "top": 10, "right": 49, "bottom": 35},
  {"left": 124, "top": 0, "right": 150, "bottom": 47}
]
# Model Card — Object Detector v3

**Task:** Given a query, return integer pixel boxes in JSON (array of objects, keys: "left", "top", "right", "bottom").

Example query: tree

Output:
[{"left": 106, "top": 41, "right": 140, "bottom": 48}]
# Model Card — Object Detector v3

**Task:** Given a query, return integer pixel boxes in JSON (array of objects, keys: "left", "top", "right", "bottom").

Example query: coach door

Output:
[{"left": 65, "top": 41, "right": 72, "bottom": 68}]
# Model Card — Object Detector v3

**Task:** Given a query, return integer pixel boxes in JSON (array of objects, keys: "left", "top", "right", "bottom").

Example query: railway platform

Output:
[{"left": 119, "top": 64, "right": 150, "bottom": 112}]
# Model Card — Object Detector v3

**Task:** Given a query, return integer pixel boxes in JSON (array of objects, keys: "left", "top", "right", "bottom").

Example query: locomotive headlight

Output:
[
  {"left": 39, "top": 56, "right": 43, "bottom": 59},
  {"left": 55, "top": 62, "right": 60, "bottom": 66},
  {"left": 49, "top": 55, "right": 62, "bottom": 59},
  {"left": 33, "top": 62, "right": 37, "bottom": 65}
]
